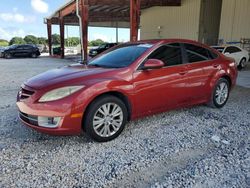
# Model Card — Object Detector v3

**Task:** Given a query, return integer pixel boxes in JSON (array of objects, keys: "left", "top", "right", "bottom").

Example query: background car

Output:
[
  {"left": 2, "top": 44, "right": 40, "bottom": 59},
  {"left": 0, "top": 47, "right": 6, "bottom": 58},
  {"left": 89, "top": 43, "right": 118, "bottom": 57},
  {"left": 17, "top": 39, "right": 237, "bottom": 142},
  {"left": 212, "top": 45, "right": 249, "bottom": 70}
]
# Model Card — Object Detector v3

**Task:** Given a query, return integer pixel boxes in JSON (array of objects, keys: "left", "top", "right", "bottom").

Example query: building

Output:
[
  {"left": 46, "top": 0, "right": 250, "bottom": 59},
  {"left": 140, "top": 0, "right": 250, "bottom": 45}
]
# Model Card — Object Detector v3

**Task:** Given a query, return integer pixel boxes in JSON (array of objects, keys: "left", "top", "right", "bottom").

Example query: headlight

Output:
[
  {"left": 39, "top": 86, "right": 85, "bottom": 102},
  {"left": 92, "top": 51, "right": 97, "bottom": 54}
]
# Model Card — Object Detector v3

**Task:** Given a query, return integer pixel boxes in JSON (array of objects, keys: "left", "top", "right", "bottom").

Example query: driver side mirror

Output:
[
  {"left": 142, "top": 59, "right": 165, "bottom": 70},
  {"left": 224, "top": 52, "right": 230, "bottom": 55}
]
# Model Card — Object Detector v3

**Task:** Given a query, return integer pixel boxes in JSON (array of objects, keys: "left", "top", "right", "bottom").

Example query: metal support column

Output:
[
  {"left": 47, "top": 19, "right": 52, "bottom": 56},
  {"left": 80, "top": 0, "right": 89, "bottom": 62},
  {"left": 130, "top": 0, "right": 140, "bottom": 42},
  {"left": 59, "top": 17, "right": 65, "bottom": 58}
]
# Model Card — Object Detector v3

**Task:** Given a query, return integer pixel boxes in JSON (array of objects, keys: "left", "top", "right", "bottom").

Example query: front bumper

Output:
[
  {"left": 17, "top": 104, "right": 82, "bottom": 136},
  {"left": 16, "top": 86, "right": 83, "bottom": 135}
]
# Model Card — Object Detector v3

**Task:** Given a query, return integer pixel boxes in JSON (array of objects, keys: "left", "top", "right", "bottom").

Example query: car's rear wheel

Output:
[
  {"left": 5, "top": 53, "right": 12, "bottom": 59},
  {"left": 208, "top": 78, "right": 230, "bottom": 108},
  {"left": 84, "top": 95, "right": 128, "bottom": 142},
  {"left": 238, "top": 58, "right": 246, "bottom": 70},
  {"left": 31, "top": 53, "right": 38, "bottom": 58}
]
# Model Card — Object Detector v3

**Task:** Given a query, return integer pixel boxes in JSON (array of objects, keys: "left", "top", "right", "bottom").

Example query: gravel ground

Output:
[{"left": 0, "top": 57, "right": 249, "bottom": 188}]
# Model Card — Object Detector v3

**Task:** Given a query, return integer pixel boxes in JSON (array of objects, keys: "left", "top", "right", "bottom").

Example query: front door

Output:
[
  {"left": 132, "top": 43, "right": 189, "bottom": 116},
  {"left": 14, "top": 46, "right": 26, "bottom": 57}
]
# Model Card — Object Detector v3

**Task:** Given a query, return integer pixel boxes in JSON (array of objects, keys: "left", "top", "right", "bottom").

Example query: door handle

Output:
[
  {"left": 213, "top": 64, "right": 219, "bottom": 68},
  {"left": 179, "top": 71, "right": 187, "bottom": 75}
]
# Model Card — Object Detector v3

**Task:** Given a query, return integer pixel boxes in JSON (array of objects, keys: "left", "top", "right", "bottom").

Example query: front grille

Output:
[
  {"left": 19, "top": 111, "right": 38, "bottom": 126},
  {"left": 18, "top": 87, "right": 35, "bottom": 100}
]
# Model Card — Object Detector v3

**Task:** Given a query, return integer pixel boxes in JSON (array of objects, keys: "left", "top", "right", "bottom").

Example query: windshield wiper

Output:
[
  {"left": 89, "top": 64, "right": 104, "bottom": 67},
  {"left": 89, "top": 64, "right": 112, "bottom": 68}
]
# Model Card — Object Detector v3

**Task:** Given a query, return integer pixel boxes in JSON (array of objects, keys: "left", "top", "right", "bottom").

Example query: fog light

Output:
[{"left": 38, "top": 116, "right": 61, "bottom": 128}]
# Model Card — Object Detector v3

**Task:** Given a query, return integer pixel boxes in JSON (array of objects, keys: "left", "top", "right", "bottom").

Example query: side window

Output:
[
  {"left": 23, "top": 45, "right": 32, "bottom": 50},
  {"left": 208, "top": 50, "right": 218, "bottom": 59},
  {"left": 17, "top": 46, "right": 24, "bottom": 50},
  {"left": 184, "top": 43, "right": 210, "bottom": 63},
  {"left": 148, "top": 43, "right": 182, "bottom": 67},
  {"left": 224, "top": 46, "right": 241, "bottom": 54}
]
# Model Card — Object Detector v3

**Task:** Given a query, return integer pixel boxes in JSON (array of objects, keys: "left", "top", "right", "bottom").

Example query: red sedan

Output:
[{"left": 17, "top": 39, "right": 238, "bottom": 142}]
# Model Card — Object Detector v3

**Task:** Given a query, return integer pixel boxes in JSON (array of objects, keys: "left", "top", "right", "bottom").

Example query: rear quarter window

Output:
[{"left": 184, "top": 43, "right": 217, "bottom": 63}]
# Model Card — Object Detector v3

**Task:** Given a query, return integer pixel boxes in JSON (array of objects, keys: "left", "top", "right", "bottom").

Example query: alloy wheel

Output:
[
  {"left": 215, "top": 82, "right": 229, "bottom": 105},
  {"left": 93, "top": 103, "right": 123, "bottom": 138},
  {"left": 241, "top": 59, "right": 246, "bottom": 68},
  {"left": 31, "top": 53, "right": 37, "bottom": 58}
]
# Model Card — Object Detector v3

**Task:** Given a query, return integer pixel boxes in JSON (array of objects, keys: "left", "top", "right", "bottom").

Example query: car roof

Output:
[
  {"left": 128, "top": 39, "right": 217, "bottom": 51},
  {"left": 130, "top": 39, "right": 208, "bottom": 45},
  {"left": 212, "top": 46, "right": 225, "bottom": 48},
  {"left": 212, "top": 45, "right": 242, "bottom": 48}
]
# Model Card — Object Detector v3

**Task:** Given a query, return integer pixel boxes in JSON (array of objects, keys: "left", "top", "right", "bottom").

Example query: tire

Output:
[
  {"left": 31, "top": 53, "right": 38, "bottom": 58},
  {"left": 83, "top": 95, "right": 128, "bottom": 142},
  {"left": 238, "top": 58, "right": 246, "bottom": 70},
  {"left": 208, "top": 78, "right": 230, "bottom": 108},
  {"left": 5, "top": 53, "right": 12, "bottom": 59}
]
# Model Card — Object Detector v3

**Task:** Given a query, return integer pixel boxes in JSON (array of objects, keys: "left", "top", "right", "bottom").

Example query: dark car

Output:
[
  {"left": 89, "top": 43, "right": 118, "bottom": 57},
  {"left": 3, "top": 44, "right": 40, "bottom": 59},
  {"left": 0, "top": 47, "right": 6, "bottom": 58}
]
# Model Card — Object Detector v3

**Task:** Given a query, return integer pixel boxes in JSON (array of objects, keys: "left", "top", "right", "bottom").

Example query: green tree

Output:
[
  {"left": 52, "top": 34, "right": 60, "bottom": 45},
  {"left": 9, "top": 37, "right": 25, "bottom": 45},
  {"left": 65, "top": 37, "right": 80, "bottom": 47},
  {"left": 24, "top": 35, "right": 38, "bottom": 44},
  {"left": 0, "top": 39, "right": 9, "bottom": 47},
  {"left": 37, "top": 37, "right": 47, "bottom": 45},
  {"left": 89, "top": 39, "right": 105, "bottom": 46}
]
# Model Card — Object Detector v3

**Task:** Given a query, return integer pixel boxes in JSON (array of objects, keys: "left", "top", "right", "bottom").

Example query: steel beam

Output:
[
  {"left": 130, "top": 0, "right": 140, "bottom": 42},
  {"left": 59, "top": 17, "right": 65, "bottom": 59},
  {"left": 47, "top": 19, "right": 52, "bottom": 56},
  {"left": 80, "top": 0, "right": 89, "bottom": 62}
]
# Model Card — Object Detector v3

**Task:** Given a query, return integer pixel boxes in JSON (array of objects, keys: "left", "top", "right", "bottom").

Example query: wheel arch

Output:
[
  {"left": 81, "top": 91, "right": 132, "bottom": 130},
  {"left": 241, "top": 57, "right": 247, "bottom": 61},
  {"left": 221, "top": 74, "right": 232, "bottom": 90}
]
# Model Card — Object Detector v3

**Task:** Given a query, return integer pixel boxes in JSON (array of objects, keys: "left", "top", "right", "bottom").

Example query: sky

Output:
[{"left": 0, "top": 0, "right": 130, "bottom": 42}]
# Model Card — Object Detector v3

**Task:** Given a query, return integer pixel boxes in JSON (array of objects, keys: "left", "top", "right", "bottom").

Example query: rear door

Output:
[
  {"left": 182, "top": 43, "right": 215, "bottom": 103},
  {"left": 132, "top": 43, "right": 190, "bottom": 116},
  {"left": 22, "top": 45, "right": 32, "bottom": 57}
]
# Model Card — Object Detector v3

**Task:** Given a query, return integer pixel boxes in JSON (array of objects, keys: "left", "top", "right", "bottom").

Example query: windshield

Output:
[
  {"left": 98, "top": 44, "right": 106, "bottom": 49},
  {"left": 6, "top": 45, "right": 17, "bottom": 50},
  {"left": 88, "top": 43, "right": 153, "bottom": 68}
]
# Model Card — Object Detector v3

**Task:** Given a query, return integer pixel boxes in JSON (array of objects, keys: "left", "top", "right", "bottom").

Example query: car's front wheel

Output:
[
  {"left": 84, "top": 95, "right": 128, "bottom": 142},
  {"left": 209, "top": 78, "right": 230, "bottom": 108}
]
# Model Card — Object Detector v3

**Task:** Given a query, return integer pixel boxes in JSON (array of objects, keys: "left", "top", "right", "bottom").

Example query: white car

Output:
[{"left": 212, "top": 45, "right": 249, "bottom": 70}]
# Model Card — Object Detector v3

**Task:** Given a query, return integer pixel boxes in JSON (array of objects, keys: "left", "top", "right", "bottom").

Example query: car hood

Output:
[{"left": 25, "top": 64, "right": 116, "bottom": 89}]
